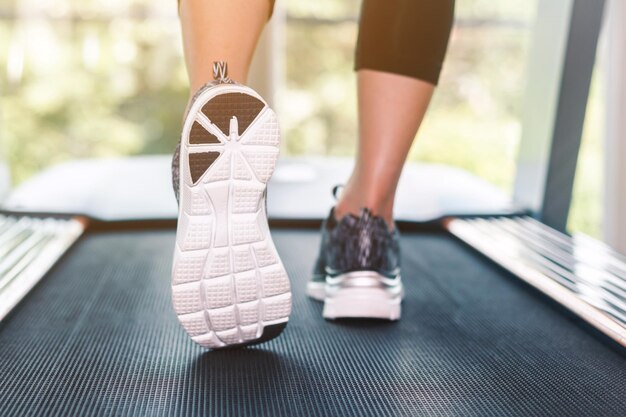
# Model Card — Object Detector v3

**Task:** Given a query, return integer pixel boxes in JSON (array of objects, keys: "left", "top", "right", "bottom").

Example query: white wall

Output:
[{"left": 604, "top": 0, "right": 626, "bottom": 255}]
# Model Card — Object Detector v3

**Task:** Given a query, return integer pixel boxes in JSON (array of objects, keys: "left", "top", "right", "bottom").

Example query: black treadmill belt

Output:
[{"left": 0, "top": 229, "right": 624, "bottom": 417}]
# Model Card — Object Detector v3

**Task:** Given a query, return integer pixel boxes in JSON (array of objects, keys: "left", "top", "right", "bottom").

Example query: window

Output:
[{"left": 0, "top": 0, "right": 601, "bottom": 236}]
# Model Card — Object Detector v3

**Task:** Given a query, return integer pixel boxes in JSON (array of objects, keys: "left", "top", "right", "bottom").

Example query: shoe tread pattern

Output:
[{"left": 172, "top": 87, "right": 291, "bottom": 349}]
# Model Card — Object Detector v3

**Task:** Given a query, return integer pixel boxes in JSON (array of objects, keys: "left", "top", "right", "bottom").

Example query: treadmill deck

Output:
[{"left": 0, "top": 229, "right": 624, "bottom": 416}]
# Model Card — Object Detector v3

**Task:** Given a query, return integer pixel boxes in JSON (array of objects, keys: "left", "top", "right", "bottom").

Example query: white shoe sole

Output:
[
  {"left": 323, "top": 288, "right": 402, "bottom": 321},
  {"left": 321, "top": 271, "right": 403, "bottom": 321},
  {"left": 172, "top": 84, "right": 291, "bottom": 349},
  {"left": 306, "top": 281, "right": 326, "bottom": 301}
]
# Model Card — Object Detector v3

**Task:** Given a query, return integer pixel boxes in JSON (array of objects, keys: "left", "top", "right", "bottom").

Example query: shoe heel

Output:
[{"left": 323, "top": 288, "right": 401, "bottom": 321}]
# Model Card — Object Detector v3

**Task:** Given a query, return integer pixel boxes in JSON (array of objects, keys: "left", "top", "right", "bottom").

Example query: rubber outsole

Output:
[
  {"left": 209, "top": 322, "right": 288, "bottom": 350},
  {"left": 172, "top": 84, "right": 292, "bottom": 349}
]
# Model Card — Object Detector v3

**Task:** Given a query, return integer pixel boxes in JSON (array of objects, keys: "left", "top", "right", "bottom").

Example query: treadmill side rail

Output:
[
  {"left": 446, "top": 216, "right": 626, "bottom": 348},
  {"left": 0, "top": 215, "right": 85, "bottom": 321}
]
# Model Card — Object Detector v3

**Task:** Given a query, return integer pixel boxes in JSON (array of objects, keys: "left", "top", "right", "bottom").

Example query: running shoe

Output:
[
  {"left": 171, "top": 62, "right": 291, "bottom": 349},
  {"left": 308, "top": 201, "right": 403, "bottom": 320}
]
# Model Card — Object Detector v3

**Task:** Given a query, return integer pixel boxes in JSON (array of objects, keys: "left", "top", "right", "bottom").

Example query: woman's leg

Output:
[
  {"left": 335, "top": 0, "right": 455, "bottom": 226},
  {"left": 179, "top": 0, "right": 274, "bottom": 91},
  {"left": 334, "top": 71, "right": 434, "bottom": 225}
]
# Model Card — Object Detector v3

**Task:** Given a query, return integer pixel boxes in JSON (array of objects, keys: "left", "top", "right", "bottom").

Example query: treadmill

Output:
[{"left": 1, "top": 1, "right": 624, "bottom": 416}]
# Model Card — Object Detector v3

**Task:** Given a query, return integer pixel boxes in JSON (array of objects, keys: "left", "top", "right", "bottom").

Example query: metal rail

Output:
[
  {"left": 0, "top": 215, "right": 84, "bottom": 321},
  {"left": 446, "top": 215, "right": 626, "bottom": 347}
]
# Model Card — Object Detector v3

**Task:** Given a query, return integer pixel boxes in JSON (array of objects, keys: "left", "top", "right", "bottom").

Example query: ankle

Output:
[{"left": 334, "top": 193, "right": 394, "bottom": 228}]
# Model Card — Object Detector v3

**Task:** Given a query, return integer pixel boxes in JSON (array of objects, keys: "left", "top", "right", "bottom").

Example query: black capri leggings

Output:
[
  {"left": 268, "top": 0, "right": 454, "bottom": 84},
  {"left": 184, "top": 0, "right": 455, "bottom": 85},
  {"left": 354, "top": 0, "right": 455, "bottom": 85}
]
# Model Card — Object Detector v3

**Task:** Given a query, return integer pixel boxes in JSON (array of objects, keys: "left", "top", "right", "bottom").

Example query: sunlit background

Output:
[{"left": 0, "top": 0, "right": 604, "bottom": 236}]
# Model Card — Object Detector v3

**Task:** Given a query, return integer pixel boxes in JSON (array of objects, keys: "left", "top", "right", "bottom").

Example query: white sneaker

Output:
[{"left": 171, "top": 62, "right": 291, "bottom": 349}]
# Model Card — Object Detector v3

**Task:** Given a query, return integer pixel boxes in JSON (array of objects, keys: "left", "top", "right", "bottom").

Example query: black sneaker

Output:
[{"left": 308, "top": 204, "right": 403, "bottom": 320}]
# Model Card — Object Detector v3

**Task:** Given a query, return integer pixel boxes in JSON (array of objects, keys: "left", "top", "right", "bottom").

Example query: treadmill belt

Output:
[{"left": 0, "top": 229, "right": 624, "bottom": 416}]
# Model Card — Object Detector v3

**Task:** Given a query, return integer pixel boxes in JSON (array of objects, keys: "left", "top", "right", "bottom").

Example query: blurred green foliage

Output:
[
  {"left": 0, "top": 0, "right": 603, "bottom": 237},
  {"left": 1, "top": 1, "right": 189, "bottom": 182}
]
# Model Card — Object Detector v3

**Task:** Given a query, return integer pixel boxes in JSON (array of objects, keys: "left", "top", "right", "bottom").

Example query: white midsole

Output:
[
  {"left": 323, "top": 287, "right": 402, "bottom": 320},
  {"left": 308, "top": 271, "right": 403, "bottom": 320}
]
